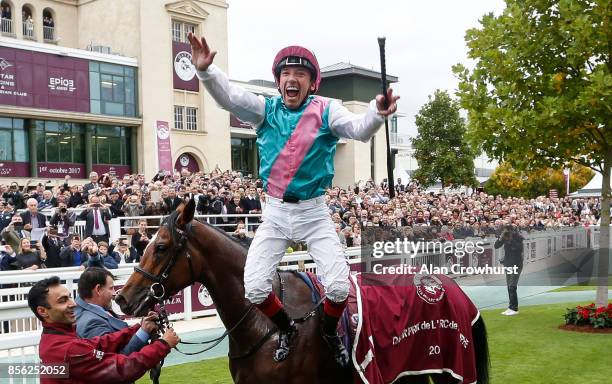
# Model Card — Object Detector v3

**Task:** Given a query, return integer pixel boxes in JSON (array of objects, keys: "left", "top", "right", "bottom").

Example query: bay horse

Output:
[{"left": 116, "top": 200, "right": 489, "bottom": 384}]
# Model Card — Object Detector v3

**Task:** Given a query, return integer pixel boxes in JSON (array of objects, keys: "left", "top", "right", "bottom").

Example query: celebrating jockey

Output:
[{"left": 188, "top": 33, "right": 399, "bottom": 366}]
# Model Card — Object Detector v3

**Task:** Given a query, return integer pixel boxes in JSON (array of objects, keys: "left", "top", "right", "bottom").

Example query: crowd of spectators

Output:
[{"left": 0, "top": 169, "right": 601, "bottom": 271}]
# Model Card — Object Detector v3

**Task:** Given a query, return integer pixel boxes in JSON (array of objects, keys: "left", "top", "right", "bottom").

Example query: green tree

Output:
[
  {"left": 411, "top": 90, "right": 477, "bottom": 190},
  {"left": 486, "top": 163, "right": 594, "bottom": 198},
  {"left": 453, "top": 0, "right": 611, "bottom": 305}
]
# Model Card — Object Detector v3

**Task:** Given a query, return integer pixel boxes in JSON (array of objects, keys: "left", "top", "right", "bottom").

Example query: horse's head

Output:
[{"left": 116, "top": 199, "right": 199, "bottom": 316}]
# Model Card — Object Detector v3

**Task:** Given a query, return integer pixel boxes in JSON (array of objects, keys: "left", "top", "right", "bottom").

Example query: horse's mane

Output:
[
  {"left": 198, "top": 219, "right": 249, "bottom": 254},
  {"left": 162, "top": 205, "right": 249, "bottom": 255}
]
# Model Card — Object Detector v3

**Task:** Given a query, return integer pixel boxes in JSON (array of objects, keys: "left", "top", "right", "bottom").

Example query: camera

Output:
[{"left": 60, "top": 207, "right": 67, "bottom": 214}]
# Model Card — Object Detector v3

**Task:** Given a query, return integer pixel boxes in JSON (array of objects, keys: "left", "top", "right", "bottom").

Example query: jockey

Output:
[{"left": 188, "top": 33, "right": 399, "bottom": 366}]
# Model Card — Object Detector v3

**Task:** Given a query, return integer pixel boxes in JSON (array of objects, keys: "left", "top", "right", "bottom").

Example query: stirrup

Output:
[
  {"left": 274, "top": 324, "right": 297, "bottom": 362},
  {"left": 323, "top": 333, "right": 350, "bottom": 367}
]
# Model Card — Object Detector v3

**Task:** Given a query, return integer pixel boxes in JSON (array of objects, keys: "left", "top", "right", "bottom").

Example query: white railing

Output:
[
  {"left": 43, "top": 26, "right": 54, "bottom": 41},
  {"left": 0, "top": 226, "right": 600, "bottom": 377},
  {"left": 109, "top": 214, "right": 263, "bottom": 242},
  {"left": 22, "top": 21, "right": 35, "bottom": 40},
  {"left": 1, "top": 18, "right": 13, "bottom": 35}
]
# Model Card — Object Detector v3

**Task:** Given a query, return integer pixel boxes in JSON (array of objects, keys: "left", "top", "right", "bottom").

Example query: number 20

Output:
[{"left": 429, "top": 345, "right": 440, "bottom": 355}]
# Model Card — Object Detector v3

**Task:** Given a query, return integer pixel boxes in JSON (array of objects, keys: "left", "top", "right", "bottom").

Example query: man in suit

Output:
[
  {"left": 75, "top": 267, "right": 158, "bottom": 355},
  {"left": 82, "top": 171, "right": 101, "bottom": 201},
  {"left": 20, "top": 198, "right": 47, "bottom": 230},
  {"left": 59, "top": 235, "right": 88, "bottom": 268},
  {"left": 79, "top": 195, "right": 111, "bottom": 244},
  {"left": 163, "top": 188, "right": 183, "bottom": 212}
]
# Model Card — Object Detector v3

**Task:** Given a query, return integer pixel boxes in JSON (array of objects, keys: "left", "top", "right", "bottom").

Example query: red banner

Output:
[
  {"left": 37, "top": 162, "right": 86, "bottom": 178},
  {"left": 172, "top": 41, "right": 199, "bottom": 91},
  {"left": 156, "top": 120, "right": 172, "bottom": 173},
  {"left": 0, "top": 161, "right": 29, "bottom": 177},
  {"left": 0, "top": 46, "right": 90, "bottom": 112}
]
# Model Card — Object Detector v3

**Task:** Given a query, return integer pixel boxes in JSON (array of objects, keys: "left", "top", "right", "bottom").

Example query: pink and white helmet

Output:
[{"left": 272, "top": 46, "right": 321, "bottom": 93}]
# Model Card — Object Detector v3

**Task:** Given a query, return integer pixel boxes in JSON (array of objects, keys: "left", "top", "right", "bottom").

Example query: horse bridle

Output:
[
  {"left": 132, "top": 214, "right": 256, "bottom": 357},
  {"left": 134, "top": 215, "right": 196, "bottom": 303}
]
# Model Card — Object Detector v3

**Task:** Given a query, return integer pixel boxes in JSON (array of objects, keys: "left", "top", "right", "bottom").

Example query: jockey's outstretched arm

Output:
[
  {"left": 328, "top": 100, "right": 385, "bottom": 142},
  {"left": 188, "top": 32, "right": 265, "bottom": 127},
  {"left": 196, "top": 64, "right": 265, "bottom": 127}
]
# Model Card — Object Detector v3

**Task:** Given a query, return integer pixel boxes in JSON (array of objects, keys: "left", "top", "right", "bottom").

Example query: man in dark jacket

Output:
[
  {"left": 82, "top": 172, "right": 101, "bottom": 201},
  {"left": 20, "top": 198, "right": 47, "bottom": 230},
  {"left": 59, "top": 236, "right": 87, "bottom": 268},
  {"left": 163, "top": 189, "right": 183, "bottom": 212},
  {"left": 27, "top": 276, "right": 179, "bottom": 384},
  {"left": 494, "top": 225, "right": 524, "bottom": 316},
  {"left": 79, "top": 196, "right": 111, "bottom": 244},
  {"left": 41, "top": 228, "right": 63, "bottom": 268}
]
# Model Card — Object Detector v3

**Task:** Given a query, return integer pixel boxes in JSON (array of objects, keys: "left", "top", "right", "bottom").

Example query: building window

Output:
[
  {"left": 89, "top": 62, "right": 137, "bottom": 117},
  {"left": 174, "top": 106, "right": 198, "bottom": 131},
  {"left": 231, "top": 137, "right": 257, "bottom": 177},
  {"left": 42, "top": 7, "right": 55, "bottom": 41},
  {"left": 0, "top": 117, "right": 28, "bottom": 162},
  {"left": 35, "top": 120, "right": 84, "bottom": 163},
  {"left": 90, "top": 125, "right": 130, "bottom": 165},
  {"left": 171, "top": 20, "right": 196, "bottom": 43},
  {"left": 21, "top": 5, "right": 35, "bottom": 40},
  {"left": 186, "top": 107, "right": 198, "bottom": 131},
  {"left": 174, "top": 106, "right": 184, "bottom": 130},
  {"left": 1, "top": 1, "right": 14, "bottom": 36}
]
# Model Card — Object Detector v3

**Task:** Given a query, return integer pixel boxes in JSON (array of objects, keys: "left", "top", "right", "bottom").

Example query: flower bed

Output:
[{"left": 564, "top": 303, "right": 612, "bottom": 329}]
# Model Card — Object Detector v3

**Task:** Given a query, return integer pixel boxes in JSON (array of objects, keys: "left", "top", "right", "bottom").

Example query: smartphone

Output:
[{"left": 30, "top": 240, "right": 38, "bottom": 246}]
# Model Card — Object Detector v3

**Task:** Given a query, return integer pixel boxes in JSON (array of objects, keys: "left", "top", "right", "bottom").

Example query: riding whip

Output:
[{"left": 377, "top": 37, "right": 395, "bottom": 199}]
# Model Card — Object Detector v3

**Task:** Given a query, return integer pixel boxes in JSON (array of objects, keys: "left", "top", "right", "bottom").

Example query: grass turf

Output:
[{"left": 138, "top": 301, "right": 612, "bottom": 384}]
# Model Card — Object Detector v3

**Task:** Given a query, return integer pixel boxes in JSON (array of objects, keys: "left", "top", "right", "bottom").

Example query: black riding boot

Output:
[
  {"left": 322, "top": 312, "right": 350, "bottom": 367},
  {"left": 270, "top": 309, "right": 297, "bottom": 362}
]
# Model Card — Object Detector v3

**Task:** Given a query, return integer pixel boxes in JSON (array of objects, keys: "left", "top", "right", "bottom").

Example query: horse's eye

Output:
[{"left": 156, "top": 244, "right": 167, "bottom": 253}]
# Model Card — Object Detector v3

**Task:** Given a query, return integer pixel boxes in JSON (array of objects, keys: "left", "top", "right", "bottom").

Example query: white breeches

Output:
[{"left": 244, "top": 196, "right": 350, "bottom": 304}]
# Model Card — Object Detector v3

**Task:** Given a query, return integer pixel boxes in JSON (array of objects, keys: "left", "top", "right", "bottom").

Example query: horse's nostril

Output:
[{"left": 115, "top": 294, "right": 126, "bottom": 308}]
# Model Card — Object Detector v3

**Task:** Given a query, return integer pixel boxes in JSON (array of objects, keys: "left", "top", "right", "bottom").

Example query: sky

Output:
[{"left": 224, "top": 0, "right": 506, "bottom": 137}]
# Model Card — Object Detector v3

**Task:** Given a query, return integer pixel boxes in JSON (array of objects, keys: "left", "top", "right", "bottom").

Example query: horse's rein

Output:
[{"left": 133, "top": 215, "right": 255, "bottom": 355}]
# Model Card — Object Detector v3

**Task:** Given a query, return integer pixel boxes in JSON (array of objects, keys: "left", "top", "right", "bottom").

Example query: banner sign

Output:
[
  {"left": 0, "top": 161, "right": 29, "bottom": 177},
  {"left": 37, "top": 162, "right": 86, "bottom": 178},
  {"left": 172, "top": 41, "right": 199, "bottom": 91},
  {"left": 156, "top": 120, "right": 173, "bottom": 172},
  {"left": 0, "top": 46, "right": 90, "bottom": 112}
]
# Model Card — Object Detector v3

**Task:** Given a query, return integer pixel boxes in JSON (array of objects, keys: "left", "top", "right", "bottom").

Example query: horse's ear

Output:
[{"left": 177, "top": 198, "right": 195, "bottom": 228}]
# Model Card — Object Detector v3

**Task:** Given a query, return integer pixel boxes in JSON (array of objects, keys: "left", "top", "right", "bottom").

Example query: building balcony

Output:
[
  {"left": 43, "top": 26, "right": 56, "bottom": 43},
  {"left": 1, "top": 18, "right": 14, "bottom": 36},
  {"left": 22, "top": 21, "right": 35, "bottom": 40}
]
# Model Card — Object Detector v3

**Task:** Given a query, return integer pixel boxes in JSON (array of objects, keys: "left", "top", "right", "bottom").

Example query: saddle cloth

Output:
[{"left": 299, "top": 272, "right": 479, "bottom": 384}]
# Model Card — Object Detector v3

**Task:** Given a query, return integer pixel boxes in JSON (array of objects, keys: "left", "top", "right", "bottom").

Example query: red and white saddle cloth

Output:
[{"left": 345, "top": 273, "right": 480, "bottom": 384}]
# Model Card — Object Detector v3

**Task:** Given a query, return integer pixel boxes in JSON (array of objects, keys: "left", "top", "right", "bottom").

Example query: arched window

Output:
[
  {"left": 42, "top": 7, "right": 55, "bottom": 41},
  {"left": 21, "top": 4, "right": 35, "bottom": 40},
  {"left": 0, "top": 0, "right": 14, "bottom": 36}
]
